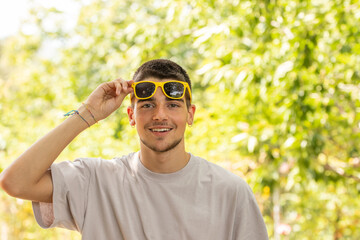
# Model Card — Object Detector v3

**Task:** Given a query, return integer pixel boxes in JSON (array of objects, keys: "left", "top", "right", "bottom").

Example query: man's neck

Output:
[{"left": 139, "top": 146, "right": 190, "bottom": 173}]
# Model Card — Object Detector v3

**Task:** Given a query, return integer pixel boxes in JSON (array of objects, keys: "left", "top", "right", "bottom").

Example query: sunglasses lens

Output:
[
  {"left": 164, "top": 82, "right": 185, "bottom": 98},
  {"left": 135, "top": 82, "right": 156, "bottom": 98}
]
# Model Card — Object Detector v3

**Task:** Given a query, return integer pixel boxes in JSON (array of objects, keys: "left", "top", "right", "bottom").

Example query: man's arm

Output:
[{"left": 0, "top": 79, "right": 133, "bottom": 203}]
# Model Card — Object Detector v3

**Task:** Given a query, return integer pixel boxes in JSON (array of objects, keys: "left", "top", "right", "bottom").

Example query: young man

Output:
[{"left": 0, "top": 59, "right": 268, "bottom": 239}]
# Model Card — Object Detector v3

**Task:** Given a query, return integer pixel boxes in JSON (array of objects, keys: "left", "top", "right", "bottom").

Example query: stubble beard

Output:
[{"left": 140, "top": 136, "right": 183, "bottom": 153}]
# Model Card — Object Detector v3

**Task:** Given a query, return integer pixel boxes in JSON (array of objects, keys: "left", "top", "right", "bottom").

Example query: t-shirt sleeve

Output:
[
  {"left": 234, "top": 184, "right": 269, "bottom": 240},
  {"left": 32, "top": 158, "right": 92, "bottom": 232}
]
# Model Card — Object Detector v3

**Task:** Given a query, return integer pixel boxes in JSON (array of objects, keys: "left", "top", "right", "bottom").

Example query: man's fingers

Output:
[
  {"left": 114, "top": 79, "right": 134, "bottom": 95},
  {"left": 112, "top": 78, "right": 133, "bottom": 95},
  {"left": 85, "top": 78, "right": 133, "bottom": 121},
  {"left": 121, "top": 81, "right": 128, "bottom": 92},
  {"left": 127, "top": 80, "right": 134, "bottom": 88},
  {"left": 114, "top": 80, "right": 122, "bottom": 96}
]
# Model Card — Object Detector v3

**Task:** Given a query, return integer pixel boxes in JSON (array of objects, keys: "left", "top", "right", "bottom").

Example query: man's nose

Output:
[
  {"left": 152, "top": 104, "right": 168, "bottom": 121},
  {"left": 151, "top": 86, "right": 169, "bottom": 121}
]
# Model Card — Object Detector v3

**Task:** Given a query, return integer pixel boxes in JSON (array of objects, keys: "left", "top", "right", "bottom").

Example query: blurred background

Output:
[{"left": 0, "top": 0, "right": 359, "bottom": 239}]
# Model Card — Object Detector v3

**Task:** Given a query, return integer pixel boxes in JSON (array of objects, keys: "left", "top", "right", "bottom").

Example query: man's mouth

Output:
[{"left": 150, "top": 128, "right": 172, "bottom": 132}]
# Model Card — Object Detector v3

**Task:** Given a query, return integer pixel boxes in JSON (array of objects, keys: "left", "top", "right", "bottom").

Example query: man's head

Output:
[
  {"left": 127, "top": 59, "right": 196, "bottom": 154},
  {"left": 131, "top": 59, "right": 192, "bottom": 108}
]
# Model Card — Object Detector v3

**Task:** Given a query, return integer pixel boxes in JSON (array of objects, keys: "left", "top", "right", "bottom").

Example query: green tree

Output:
[{"left": 1, "top": 0, "right": 359, "bottom": 239}]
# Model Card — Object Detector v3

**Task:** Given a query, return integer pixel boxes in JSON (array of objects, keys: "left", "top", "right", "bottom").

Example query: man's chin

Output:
[{"left": 140, "top": 138, "right": 183, "bottom": 153}]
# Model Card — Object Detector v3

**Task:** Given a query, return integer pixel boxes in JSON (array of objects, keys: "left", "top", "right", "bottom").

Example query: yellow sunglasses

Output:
[{"left": 131, "top": 80, "right": 192, "bottom": 101}]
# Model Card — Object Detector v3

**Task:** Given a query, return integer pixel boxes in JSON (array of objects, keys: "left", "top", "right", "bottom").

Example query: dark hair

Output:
[{"left": 132, "top": 59, "right": 192, "bottom": 107}]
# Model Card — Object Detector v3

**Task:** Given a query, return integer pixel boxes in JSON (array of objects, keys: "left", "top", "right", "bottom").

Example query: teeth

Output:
[{"left": 151, "top": 128, "right": 171, "bottom": 132}]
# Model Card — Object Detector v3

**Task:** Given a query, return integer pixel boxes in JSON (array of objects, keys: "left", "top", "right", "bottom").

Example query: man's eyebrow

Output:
[
  {"left": 137, "top": 98, "right": 155, "bottom": 103},
  {"left": 166, "top": 98, "right": 184, "bottom": 103}
]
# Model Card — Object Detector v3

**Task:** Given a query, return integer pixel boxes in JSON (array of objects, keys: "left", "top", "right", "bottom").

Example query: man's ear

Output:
[
  {"left": 127, "top": 106, "right": 135, "bottom": 127},
  {"left": 187, "top": 104, "right": 196, "bottom": 126}
]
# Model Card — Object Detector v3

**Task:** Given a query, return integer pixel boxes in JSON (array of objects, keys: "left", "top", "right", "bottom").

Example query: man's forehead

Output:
[{"left": 137, "top": 96, "right": 185, "bottom": 103}]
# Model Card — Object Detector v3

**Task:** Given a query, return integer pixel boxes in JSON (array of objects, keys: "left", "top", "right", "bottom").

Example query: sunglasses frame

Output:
[{"left": 131, "top": 80, "right": 192, "bottom": 101}]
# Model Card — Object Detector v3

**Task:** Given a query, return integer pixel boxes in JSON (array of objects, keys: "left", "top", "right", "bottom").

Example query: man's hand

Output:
[{"left": 84, "top": 79, "right": 134, "bottom": 122}]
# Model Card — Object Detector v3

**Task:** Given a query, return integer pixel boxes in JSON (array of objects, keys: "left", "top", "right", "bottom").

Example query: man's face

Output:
[{"left": 127, "top": 77, "right": 195, "bottom": 153}]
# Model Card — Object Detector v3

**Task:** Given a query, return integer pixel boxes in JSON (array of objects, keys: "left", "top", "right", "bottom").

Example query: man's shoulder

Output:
[
  {"left": 53, "top": 152, "right": 136, "bottom": 173},
  {"left": 192, "top": 154, "right": 250, "bottom": 188}
]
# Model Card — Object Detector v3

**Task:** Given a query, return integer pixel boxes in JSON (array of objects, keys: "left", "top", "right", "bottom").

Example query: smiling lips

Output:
[
  {"left": 151, "top": 128, "right": 172, "bottom": 132},
  {"left": 147, "top": 122, "right": 175, "bottom": 134},
  {"left": 148, "top": 124, "right": 173, "bottom": 133}
]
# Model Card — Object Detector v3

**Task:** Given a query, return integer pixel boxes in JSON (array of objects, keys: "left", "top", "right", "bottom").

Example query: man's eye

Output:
[
  {"left": 141, "top": 103, "right": 153, "bottom": 108},
  {"left": 169, "top": 103, "right": 180, "bottom": 108}
]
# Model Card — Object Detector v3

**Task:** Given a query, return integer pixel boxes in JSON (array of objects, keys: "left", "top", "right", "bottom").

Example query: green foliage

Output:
[{"left": 1, "top": 0, "right": 359, "bottom": 239}]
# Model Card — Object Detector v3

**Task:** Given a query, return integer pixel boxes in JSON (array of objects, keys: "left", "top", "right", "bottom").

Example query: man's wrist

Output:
[{"left": 77, "top": 105, "right": 97, "bottom": 127}]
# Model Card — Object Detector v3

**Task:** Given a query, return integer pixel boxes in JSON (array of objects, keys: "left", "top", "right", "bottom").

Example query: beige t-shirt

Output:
[{"left": 33, "top": 152, "right": 268, "bottom": 240}]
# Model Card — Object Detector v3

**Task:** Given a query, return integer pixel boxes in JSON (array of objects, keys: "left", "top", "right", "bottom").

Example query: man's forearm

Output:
[
  {"left": 0, "top": 106, "right": 92, "bottom": 199},
  {"left": 1, "top": 78, "right": 132, "bottom": 201}
]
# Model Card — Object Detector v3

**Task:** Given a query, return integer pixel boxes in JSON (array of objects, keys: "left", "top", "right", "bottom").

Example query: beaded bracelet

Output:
[
  {"left": 82, "top": 102, "right": 98, "bottom": 124},
  {"left": 64, "top": 110, "right": 90, "bottom": 127}
]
